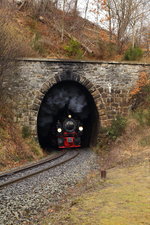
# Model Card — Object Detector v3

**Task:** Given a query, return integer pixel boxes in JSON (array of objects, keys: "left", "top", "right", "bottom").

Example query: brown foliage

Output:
[
  {"left": 129, "top": 71, "right": 150, "bottom": 110},
  {"left": 130, "top": 72, "right": 150, "bottom": 96},
  {"left": 0, "top": 6, "right": 33, "bottom": 99},
  {"left": 96, "top": 40, "right": 117, "bottom": 59},
  {"left": 0, "top": 103, "right": 44, "bottom": 171}
]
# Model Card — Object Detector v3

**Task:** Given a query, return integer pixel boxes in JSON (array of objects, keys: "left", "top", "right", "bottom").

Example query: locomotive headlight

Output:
[
  {"left": 79, "top": 126, "right": 83, "bottom": 131},
  {"left": 57, "top": 128, "right": 62, "bottom": 133},
  {"left": 63, "top": 119, "right": 76, "bottom": 132}
]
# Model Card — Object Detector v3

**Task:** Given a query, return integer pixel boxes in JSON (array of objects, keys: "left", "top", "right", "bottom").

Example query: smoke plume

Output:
[{"left": 38, "top": 84, "right": 89, "bottom": 129}]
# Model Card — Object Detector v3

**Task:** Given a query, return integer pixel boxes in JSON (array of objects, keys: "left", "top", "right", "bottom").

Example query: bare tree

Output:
[
  {"left": 102, "top": 0, "right": 150, "bottom": 52},
  {"left": 73, "top": 0, "right": 78, "bottom": 10},
  {"left": 61, "top": 0, "right": 66, "bottom": 41},
  {"left": 53, "top": 0, "right": 59, "bottom": 8},
  {"left": 91, "top": 0, "right": 149, "bottom": 52},
  {"left": 141, "top": 25, "right": 150, "bottom": 55},
  {"left": 84, "top": 0, "right": 89, "bottom": 19}
]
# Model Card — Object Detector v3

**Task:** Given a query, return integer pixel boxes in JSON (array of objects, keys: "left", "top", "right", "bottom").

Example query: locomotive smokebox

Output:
[{"left": 37, "top": 80, "right": 99, "bottom": 151}]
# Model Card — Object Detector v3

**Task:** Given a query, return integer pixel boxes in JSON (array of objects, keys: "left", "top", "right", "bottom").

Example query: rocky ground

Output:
[{"left": 0, "top": 148, "right": 100, "bottom": 225}]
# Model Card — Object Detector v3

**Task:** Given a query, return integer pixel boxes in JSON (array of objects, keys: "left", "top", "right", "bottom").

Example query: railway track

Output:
[{"left": 0, "top": 150, "right": 79, "bottom": 189}]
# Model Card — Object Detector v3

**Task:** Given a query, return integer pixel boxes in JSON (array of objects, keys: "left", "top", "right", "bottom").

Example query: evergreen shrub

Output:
[{"left": 124, "top": 47, "right": 143, "bottom": 61}]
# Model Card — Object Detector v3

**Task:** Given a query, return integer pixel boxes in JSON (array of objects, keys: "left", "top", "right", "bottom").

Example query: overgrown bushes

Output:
[
  {"left": 98, "top": 115, "right": 127, "bottom": 150},
  {"left": 133, "top": 109, "right": 150, "bottom": 126},
  {"left": 124, "top": 47, "right": 143, "bottom": 61},
  {"left": 22, "top": 126, "right": 31, "bottom": 139},
  {"left": 64, "top": 39, "right": 83, "bottom": 59},
  {"left": 139, "top": 135, "right": 150, "bottom": 147},
  {"left": 132, "top": 84, "right": 150, "bottom": 125},
  {"left": 107, "top": 116, "right": 127, "bottom": 140},
  {"left": 97, "top": 40, "right": 118, "bottom": 59},
  {"left": 130, "top": 76, "right": 150, "bottom": 126}
]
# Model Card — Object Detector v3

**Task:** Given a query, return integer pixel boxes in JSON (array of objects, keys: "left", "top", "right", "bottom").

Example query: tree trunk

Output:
[
  {"left": 74, "top": 0, "right": 78, "bottom": 13},
  {"left": 61, "top": 0, "right": 66, "bottom": 42},
  {"left": 84, "top": 0, "right": 90, "bottom": 19},
  {"left": 131, "top": 24, "right": 136, "bottom": 48}
]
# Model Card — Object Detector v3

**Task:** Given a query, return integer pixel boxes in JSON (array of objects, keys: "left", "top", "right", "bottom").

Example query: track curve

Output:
[{"left": 0, "top": 150, "right": 79, "bottom": 189}]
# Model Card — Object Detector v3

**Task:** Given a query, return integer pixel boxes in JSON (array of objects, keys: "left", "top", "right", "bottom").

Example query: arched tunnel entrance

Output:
[{"left": 37, "top": 80, "right": 99, "bottom": 150}]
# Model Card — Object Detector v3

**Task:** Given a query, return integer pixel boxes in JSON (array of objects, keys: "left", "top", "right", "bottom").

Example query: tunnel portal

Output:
[{"left": 37, "top": 80, "right": 99, "bottom": 150}]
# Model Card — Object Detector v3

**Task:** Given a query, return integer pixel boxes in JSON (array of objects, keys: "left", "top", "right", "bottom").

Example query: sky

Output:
[
  {"left": 58, "top": 0, "right": 99, "bottom": 24},
  {"left": 15, "top": 0, "right": 104, "bottom": 25}
]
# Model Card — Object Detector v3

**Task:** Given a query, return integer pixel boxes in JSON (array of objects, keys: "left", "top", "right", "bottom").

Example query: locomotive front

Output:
[{"left": 57, "top": 115, "right": 83, "bottom": 149}]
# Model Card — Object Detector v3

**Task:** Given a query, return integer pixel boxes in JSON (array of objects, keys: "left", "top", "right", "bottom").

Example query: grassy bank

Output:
[{"left": 42, "top": 158, "right": 149, "bottom": 225}]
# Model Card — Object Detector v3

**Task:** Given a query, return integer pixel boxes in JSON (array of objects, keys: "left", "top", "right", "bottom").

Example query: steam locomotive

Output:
[{"left": 57, "top": 115, "right": 83, "bottom": 149}]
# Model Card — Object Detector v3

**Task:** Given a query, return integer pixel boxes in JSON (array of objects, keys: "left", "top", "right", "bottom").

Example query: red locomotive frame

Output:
[{"left": 58, "top": 132, "right": 81, "bottom": 149}]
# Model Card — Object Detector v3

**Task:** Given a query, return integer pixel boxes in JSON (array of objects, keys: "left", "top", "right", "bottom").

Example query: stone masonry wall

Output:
[{"left": 7, "top": 59, "right": 150, "bottom": 137}]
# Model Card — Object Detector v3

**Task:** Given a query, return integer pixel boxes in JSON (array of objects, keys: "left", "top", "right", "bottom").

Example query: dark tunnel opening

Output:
[{"left": 37, "top": 80, "right": 99, "bottom": 151}]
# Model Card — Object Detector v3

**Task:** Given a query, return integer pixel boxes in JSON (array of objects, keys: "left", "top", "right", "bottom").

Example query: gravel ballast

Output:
[{"left": 0, "top": 148, "right": 100, "bottom": 225}]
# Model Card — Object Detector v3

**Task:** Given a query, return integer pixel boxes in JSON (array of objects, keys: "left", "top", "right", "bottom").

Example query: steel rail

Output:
[
  {"left": 0, "top": 150, "right": 79, "bottom": 189},
  {"left": 0, "top": 150, "right": 67, "bottom": 179}
]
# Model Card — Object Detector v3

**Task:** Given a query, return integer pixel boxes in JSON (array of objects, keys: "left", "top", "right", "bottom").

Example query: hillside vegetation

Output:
[
  {"left": 0, "top": 7, "right": 116, "bottom": 60},
  {"left": 0, "top": 105, "right": 45, "bottom": 171},
  {"left": 0, "top": 1, "right": 149, "bottom": 171},
  {"left": 0, "top": 1, "right": 149, "bottom": 62}
]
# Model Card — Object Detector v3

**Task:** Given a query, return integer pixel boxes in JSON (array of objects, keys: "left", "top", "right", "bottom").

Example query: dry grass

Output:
[
  {"left": 0, "top": 105, "right": 45, "bottom": 172},
  {"left": 97, "top": 118, "right": 150, "bottom": 170},
  {"left": 0, "top": 125, "right": 45, "bottom": 172},
  {"left": 140, "top": 56, "right": 150, "bottom": 64},
  {"left": 42, "top": 161, "right": 150, "bottom": 225},
  {"left": 39, "top": 117, "right": 150, "bottom": 225}
]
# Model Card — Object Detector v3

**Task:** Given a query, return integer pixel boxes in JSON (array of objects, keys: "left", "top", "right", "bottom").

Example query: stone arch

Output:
[{"left": 30, "top": 71, "right": 108, "bottom": 140}]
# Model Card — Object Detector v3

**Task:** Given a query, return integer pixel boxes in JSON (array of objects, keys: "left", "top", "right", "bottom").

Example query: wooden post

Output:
[{"left": 101, "top": 170, "right": 106, "bottom": 179}]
